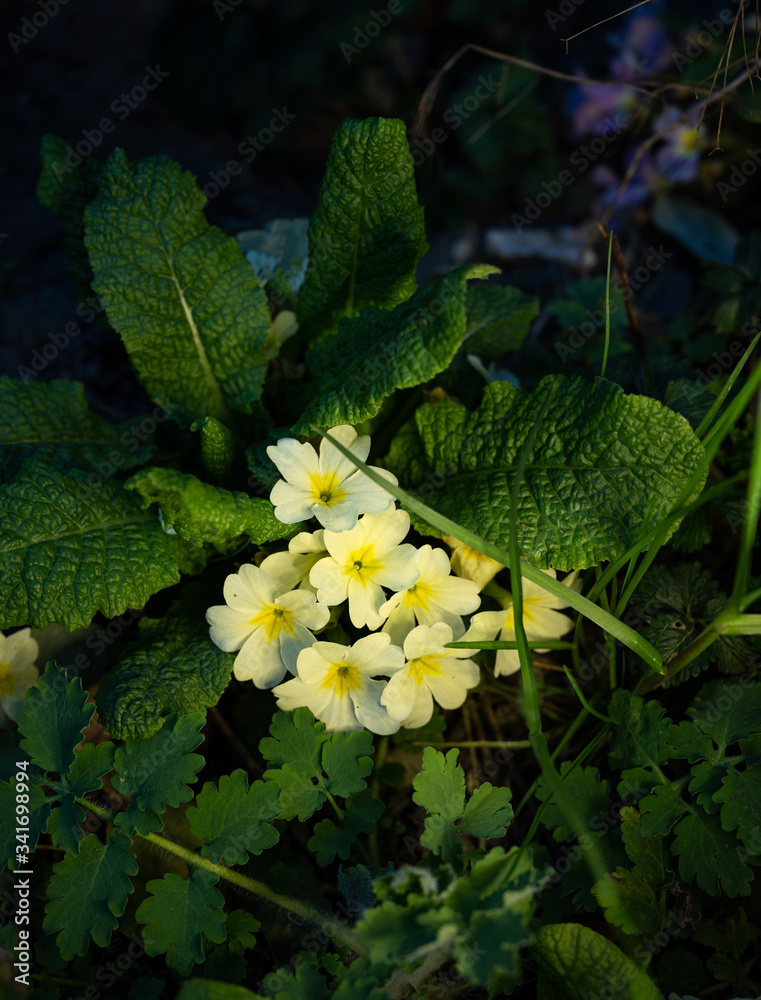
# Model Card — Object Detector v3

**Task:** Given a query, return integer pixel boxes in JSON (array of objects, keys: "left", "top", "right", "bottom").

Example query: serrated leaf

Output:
[
  {"left": 84, "top": 148, "right": 271, "bottom": 428},
  {"left": 672, "top": 811, "right": 754, "bottom": 896},
  {"left": 0, "top": 779, "right": 50, "bottom": 869},
  {"left": 136, "top": 869, "right": 227, "bottom": 976},
  {"left": 592, "top": 868, "right": 663, "bottom": 936},
  {"left": 298, "top": 117, "right": 428, "bottom": 341},
  {"left": 297, "top": 263, "right": 499, "bottom": 432},
  {"left": 113, "top": 714, "right": 205, "bottom": 835},
  {"left": 96, "top": 607, "right": 234, "bottom": 742},
  {"left": 412, "top": 747, "right": 465, "bottom": 864},
  {"left": 320, "top": 731, "right": 375, "bottom": 799},
  {"left": 533, "top": 922, "right": 663, "bottom": 1000},
  {"left": 460, "top": 783, "right": 513, "bottom": 840},
  {"left": 714, "top": 766, "right": 761, "bottom": 849},
  {"left": 609, "top": 689, "right": 671, "bottom": 786},
  {"left": 125, "top": 467, "right": 297, "bottom": 549},
  {"left": 17, "top": 662, "right": 93, "bottom": 774},
  {"left": 224, "top": 910, "right": 260, "bottom": 953},
  {"left": 47, "top": 742, "right": 115, "bottom": 854},
  {"left": 0, "top": 461, "right": 180, "bottom": 630},
  {"left": 308, "top": 789, "right": 384, "bottom": 866},
  {"left": 384, "top": 375, "right": 706, "bottom": 571},
  {"left": 536, "top": 764, "right": 612, "bottom": 843},
  {"left": 187, "top": 770, "right": 280, "bottom": 865},
  {"left": 36, "top": 133, "right": 105, "bottom": 300},
  {"left": 462, "top": 284, "right": 538, "bottom": 359},
  {"left": 639, "top": 785, "right": 689, "bottom": 838},
  {"left": 44, "top": 830, "right": 137, "bottom": 958},
  {"left": 619, "top": 807, "right": 670, "bottom": 886},
  {"left": 688, "top": 678, "right": 761, "bottom": 748},
  {"left": 0, "top": 378, "right": 151, "bottom": 482}
]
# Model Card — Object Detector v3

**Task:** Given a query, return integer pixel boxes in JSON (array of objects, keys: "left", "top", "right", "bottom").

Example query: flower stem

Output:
[{"left": 74, "top": 797, "right": 368, "bottom": 956}]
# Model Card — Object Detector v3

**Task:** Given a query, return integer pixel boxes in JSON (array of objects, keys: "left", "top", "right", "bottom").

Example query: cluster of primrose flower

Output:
[{"left": 207, "top": 426, "right": 578, "bottom": 735}]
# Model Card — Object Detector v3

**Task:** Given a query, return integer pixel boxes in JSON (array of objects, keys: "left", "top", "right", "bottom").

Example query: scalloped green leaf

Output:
[
  {"left": 47, "top": 741, "right": 115, "bottom": 854},
  {"left": 672, "top": 811, "right": 755, "bottom": 897},
  {"left": 84, "top": 148, "right": 271, "bottom": 428},
  {"left": 383, "top": 375, "right": 706, "bottom": 571},
  {"left": 298, "top": 116, "right": 428, "bottom": 341},
  {"left": 187, "top": 770, "right": 281, "bottom": 865},
  {"left": 0, "top": 779, "right": 50, "bottom": 869},
  {"left": 308, "top": 789, "right": 384, "bottom": 866},
  {"left": 43, "top": 830, "right": 137, "bottom": 958},
  {"left": 296, "top": 263, "right": 499, "bottom": 432},
  {"left": 0, "top": 378, "right": 152, "bottom": 482},
  {"left": 0, "top": 461, "right": 180, "bottom": 630},
  {"left": 17, "top": 662, "right": 93, "bottom": 774}
]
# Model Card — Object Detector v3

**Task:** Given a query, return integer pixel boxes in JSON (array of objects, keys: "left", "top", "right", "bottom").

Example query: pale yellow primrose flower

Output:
[
  {"left": 206, "top": 565, "right": 330, "bottom": 689},
  {"left": 0, "top": 628, "right": 39, "bottom": 720},
  {"left": 381, "top": 623, "right": 480, "bottom": 729},
  {"left": 273, "top": 633, "right": 404, "bottom": 734},
  {"left": 260, "top": 529, "right": 327, "bottom": 594},
  {"left": 380, "top": 544, "right": 481, "bottom": 646},
  {"left": 465, "top": 567, "right": 575, "bottom": 677},
  {"left": 310, "top": 508, "right": 419, "bottom": 630},
  {"left": 443, "top": 535, "right": 504, "bottom": 590},
  {"left": 267, "top": 424, "right": 398, "bottom": 532},
  {"left": 264, "top": 310, "right": 299, "bottom": 361}
]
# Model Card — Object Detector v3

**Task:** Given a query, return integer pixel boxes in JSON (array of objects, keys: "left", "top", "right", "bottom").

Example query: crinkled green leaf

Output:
[
  {"left": 96, "top": 606, "right": 233, "bottom": 741},
  {"left": 126, "top": 467, "right": 298, "bottom": 549},
  {"left": 44, "top": 830, "right": 137, "bottom": 958},
  {"left": 191, "top": 416, "right": 240, "bottom": 482},
  {"left": 0, "top": 378, "right": 151, "bottom": 481},
  {"left": 592, "top": 868, "right": 663, "bottom": 936},
  {"left": 672, "top": 811, "right": 755, "bottom": 896},
  {"left": 36, "top": 133, "right": 105, "bottom": 301},
  {"left": 17, "top": 662, "right": 93, "bottom": 774},
  {"left": 536, "top": 764, "right": 612, "bottom": 843},
  {"left": 187, "top": 769, "right": 281, "bottom": 865},
  {"left": 84, "top": 148, "right": 271, "bottom": 428},
  {"left": 298, "top": 117, "right": 427, "bottom": 341},
  {"left": 384, "top": 375, "right": 706, "bottom": 571},
  {"left": 297, "top": 263, "right": 499, "bottom": 432},
  {"left": 0, "top": 779, "right": 50, "bottom": 869},
  {"left": 113, "top": 713, "right": 205, "bottom": 836},
  {"left": 136, "top": 869, "right": 227, "bottom": 976},
  {"left": 0, "top": 460, "right": 180, "bottom": 630},
  {"left": 261, "top": 709, "right": 374, "bottom": 822},
  {"left": 462, "top": 284, "right": 538, "bottom": 359},
  {"left": 308, "top": 789, "right": 384, "bottom": 866},
  {"left": 533, "top": 922, "right": 663, "bottom": 1000},
  {"left": 47, "top": 742, "right": 115, "bottom": 854},
  {"left": 714, "top": 766, "right": 761, "bottom": 850}
]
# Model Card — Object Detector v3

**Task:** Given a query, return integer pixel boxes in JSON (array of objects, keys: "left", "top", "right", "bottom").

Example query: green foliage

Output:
[
  {"left": 113, "top": 713, "right": 205, "bottom": 835},
  {"left": 125, "top": 466, "right": 298, "bottom": 549},
  {"left": 412, "top": 747, "right": 513, "bottom": 867},
  {"left": 462, "top": 284, "right": 539, "bottom": 358},
  {"left": 44, "top": 831, "right": 138, "bottom": 959},
  {"left": 84, "top": 148, "right": 272, "bottom": 428},
  {"left": 308, "top": 789, "right": 384, "bottom": 866},
  {"left": 17, "top": 662, "right": 94, "bottom": 774},
  {"left": 0, "top": 377, "right": 151, "bottom": 481},
  {"left": 46, "top": 742, "right": 115, "bottom": 854},
  {"left": 382, "top": 375, "right": 706, "bottom": 570},
  {"left": 136, "top": 869, "right": 227, "bottom": 976},
  {"left": 533, "top": 923, "right": 663, "bottom": 999},
  {"left": 187, "top": 769, "right": 281, "bottom": 864},
  {"left": 95, "top": 604, "right": 235, "bottom": 741},
  {"left": 296, "top": 263, "right": 499, "bottom": 432},
  {"left": 0, "top": 779, "right": 50, "bottom": 868},
  {"left": 0, "top": 460, "right": 180, "bottom": 629},
  {"left": 298, "top": 117, "right": 428, "bottom": 341},
  {"left": 192, "top": 415, "right": 241, "bottom": 482}
]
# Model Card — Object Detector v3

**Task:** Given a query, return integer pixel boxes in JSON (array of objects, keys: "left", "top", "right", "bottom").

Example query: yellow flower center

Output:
[
  {"left": 402, "top": 580, "right": 435, "bottom": 611},
  {"left": 321, "top": 660, "right": 362, "bottom": 698},
  {"left": 344, "top": 544, "right": 382, "bottom": 583},
  {"left": 309, "top": 471, "right": 346, "bottom": 508},
  {"left": 504, "top": 599, "right": 538, "bottom": 631},
  {"left": 407, "top": 655, "right": 443, "bottom": 686},
  {"left": 249, "top": 605, "right": 296, "bottom": 641},
  {"left": 0, "top": 662, "right": 17, "bottom": 698}
]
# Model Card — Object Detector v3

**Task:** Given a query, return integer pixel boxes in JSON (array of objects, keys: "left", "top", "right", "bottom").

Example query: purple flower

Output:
[
  {"left": 568, "top": 80, "right": 637, "bottom": 137},
  {"left": 653, "top": 105, "right": 705, "bottom": 183},
  {"left": 609, "top": 14, "right": 672, "bottom": 80},
  {"left": 591, "top": 153, "right": 659, "bottom": 218}
]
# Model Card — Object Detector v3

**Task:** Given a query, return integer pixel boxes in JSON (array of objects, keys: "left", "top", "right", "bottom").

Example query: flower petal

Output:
[
  {"left": 233, "top": 628, "right": 288, "bottom": 687},
  {"left": 267, "top": 437, "right": 319, "bottom": 486},
  {"left": 309, "top": 558, "right": 349, "bottom": 607},
  {"left": 276, "top": 590, "right": 330, "bottom": 630},
  {"left": 318, "top": 425, "right": 370, "bottom": 481},
  {"left": 206, "top": 605, "right": 254, "bottom": 651}
]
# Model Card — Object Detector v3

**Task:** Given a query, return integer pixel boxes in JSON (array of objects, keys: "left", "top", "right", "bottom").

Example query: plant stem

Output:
[{"left": 74, "top": 797, "right": 368, "bottom": 956}]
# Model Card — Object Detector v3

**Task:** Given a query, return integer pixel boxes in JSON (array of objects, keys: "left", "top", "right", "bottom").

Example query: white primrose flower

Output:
[
  {"left": 465, "top": 567, "right": 575, "bottom": 677},
  {"left": 273, "top": 633, "right": 404, "bottom": 734},
  {"left": 0, "top": 628, "right": 39, "bottom": 721},
  {"left": 380, "top": 544, "right": 481, "bottom": 645},
  {"left": 206, "top": 564, "right": 330, "bottom": 689},
  {"left": 442, "top": 535, "right": 504, "bottom": 590},
  {"left": 260, "top": 529, "right": 327, "bottom": 594},
  {"left": 381, "top": 623, "right": 480, "bottom": 729},
  {"left": 310, "top": 508, "right": 419, "bottom": 630},
  {"left": 267, "top": 424, "right": 398, "bottom": 532}
]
